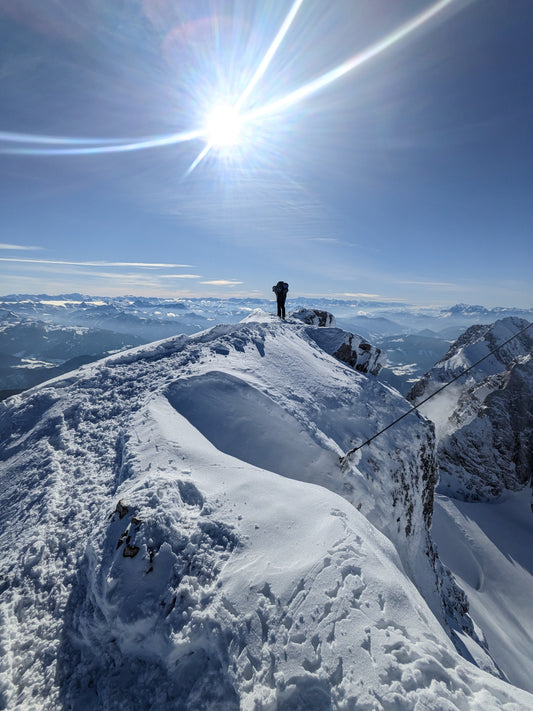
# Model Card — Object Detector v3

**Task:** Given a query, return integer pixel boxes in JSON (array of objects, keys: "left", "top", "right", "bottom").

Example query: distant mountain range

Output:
[{"left": 1, "top": 295, "right": 532, "bottom": 399}]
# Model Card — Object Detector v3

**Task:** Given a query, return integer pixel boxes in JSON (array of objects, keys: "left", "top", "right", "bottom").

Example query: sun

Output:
[{"left": 205, "top": 105, "right": 242, "bottom": 148}]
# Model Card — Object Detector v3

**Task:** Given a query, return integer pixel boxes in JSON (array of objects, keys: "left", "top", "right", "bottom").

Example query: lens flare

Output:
[
  {"left": 246, "top": 0, "right": 456, "bottom": 122},
  {"left": 0, "top": 128, "right": 203, "bottom": 156},
  {"left": 185, "top": 0, "right": 304, "bottom": 174},
  {"left": 235, "top": 0, "right": 305, "bottom": 111},
  {"left": 1, "top": 0, "right": 461, "bottom": 177}
]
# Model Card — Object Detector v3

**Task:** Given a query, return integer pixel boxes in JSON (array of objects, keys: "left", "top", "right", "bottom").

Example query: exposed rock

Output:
[
  {"left": 290, "top": 309, "right": 383, "bottom": 376},
  {"left": 291, "top": 308, "right": 336, "bottom": 327},
  {"left": 123, "top": 543, "right": 140, "bottom": 558},
  {"left": 114, "top": 499, "right": 129, "bottom": 519},
  {"left": 409, "top": 317, "right": 533, "bottom": 404},
  {"left": 306, "top": 327, "right": 383, "bottom": 376},
  {"left": 437, "top": 356, "right": 533, "bottom": 500}
]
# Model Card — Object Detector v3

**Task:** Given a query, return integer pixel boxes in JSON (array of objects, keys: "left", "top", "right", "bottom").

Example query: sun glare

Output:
[
  {"left": 205, "top": 105, "right": 242, "bottom": 148},
  {"left": 1, "top": 0, "right": 458, "bottom": 174}
]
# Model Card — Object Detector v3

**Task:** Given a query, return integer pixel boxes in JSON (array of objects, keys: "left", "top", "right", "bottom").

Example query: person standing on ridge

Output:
[{"left": 272, "top": 280, "right": 289, "bottom": 319}]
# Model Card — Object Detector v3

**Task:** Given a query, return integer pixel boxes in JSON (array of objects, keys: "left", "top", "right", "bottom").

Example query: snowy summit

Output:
[{"left": 1, "top": 310, "right": 531, "bottom": 709}]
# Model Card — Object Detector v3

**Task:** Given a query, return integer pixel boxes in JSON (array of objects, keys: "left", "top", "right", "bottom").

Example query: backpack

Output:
[{"left": 273, "top": 281, "right": 289, "bottom": 295}]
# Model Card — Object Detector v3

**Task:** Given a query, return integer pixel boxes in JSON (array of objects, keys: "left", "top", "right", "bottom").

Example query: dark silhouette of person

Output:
[{"left": 272, "top": 281, "right": 288, "bottom": 319}]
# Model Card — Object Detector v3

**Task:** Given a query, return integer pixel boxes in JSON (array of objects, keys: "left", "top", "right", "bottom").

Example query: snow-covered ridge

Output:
[{"left": 1, "top": 312, "right": 531, "bottom": 709}]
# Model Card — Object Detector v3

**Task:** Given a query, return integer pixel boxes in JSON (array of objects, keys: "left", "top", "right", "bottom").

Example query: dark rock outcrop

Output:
[
  {"left": 307, "top": 327, "right": 383, "bottom": 376},
  {"left": 291, "top": 308, "right": 336, "bottom": 327}
]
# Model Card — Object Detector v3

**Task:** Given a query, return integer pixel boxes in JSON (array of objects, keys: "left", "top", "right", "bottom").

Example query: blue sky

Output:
[{"left": 1, "top": 0, "right": 532, "bottom": 307}]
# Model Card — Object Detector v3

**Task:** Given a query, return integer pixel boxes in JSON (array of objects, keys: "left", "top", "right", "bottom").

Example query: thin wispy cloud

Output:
[
  {"left": 342, "top": 292, "right": 382, "bottom": 299},
  {"left": 201, "top": 280, "right": 243, "bottom": 286},
  {"left": 0, "top": 243, "right": 43, "bottom": 251},
  {"left": 159, "top": 274, "right": 202, "bottom": 279},
  {"left": 161, "top": 168, "right": 338, "bottom": 247},
  {"left": 62, "top": 271, "right": 172, "bottom": 282},
  {"left": 0, "top": 258, "right": 193, "bottom": 268},
  {"left": 399, "top": 280, "right": 458, "bottom": 288},
  {"left": 305, "top": 238, "right": 358, "bottom": 247}
]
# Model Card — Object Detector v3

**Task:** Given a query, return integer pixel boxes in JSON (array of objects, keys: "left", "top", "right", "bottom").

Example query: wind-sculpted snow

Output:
[
  {"left": 1, "top": 312, "right": 531, "bottom": 709},
  {"left": 166, "top": 371, "right": 335, "bottom": 483}
]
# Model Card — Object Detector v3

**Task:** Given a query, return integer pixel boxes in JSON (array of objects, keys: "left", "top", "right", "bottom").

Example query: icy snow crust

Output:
[{"left": 1, "top": 313, "right": 531, "bottom": 709}]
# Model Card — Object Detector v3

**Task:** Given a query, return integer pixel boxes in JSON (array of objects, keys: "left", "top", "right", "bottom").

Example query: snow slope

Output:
[
  {"left": 433, "top": 492, "right": 533, "bottom": 695},
  {"left": 1, "top": 312, "right": 531, "bottom": 709}
]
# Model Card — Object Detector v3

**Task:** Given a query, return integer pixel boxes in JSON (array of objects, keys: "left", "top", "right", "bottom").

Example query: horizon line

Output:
[{"left": 0, "top": 292, "right": 531, "bottom": 311}]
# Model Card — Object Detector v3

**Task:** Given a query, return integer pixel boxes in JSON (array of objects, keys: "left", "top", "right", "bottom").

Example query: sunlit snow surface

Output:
[
  {"left": 433, "top": 492, "right": 533, "bottom": 695},
  {"left": 0, "top": 312, "right": 531, "bottom": 709}
]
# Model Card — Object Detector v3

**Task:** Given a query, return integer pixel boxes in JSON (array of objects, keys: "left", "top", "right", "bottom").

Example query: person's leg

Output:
[
  {"left": 281, "top": 298, "right": 286, "bottom": 319},
  {"left": 277, "top": 298, "right": 282, "bottom": 317}
]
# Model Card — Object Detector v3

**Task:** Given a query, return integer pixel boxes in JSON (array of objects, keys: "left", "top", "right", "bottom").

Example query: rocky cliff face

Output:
[
  {"left": 408, "top": 317, "right": 533, "bottom": 501},
  {"left": 437, "top": 356, "right": 533, "bottom": 500},
  {"left": 291, "top": 308, "right": 336, "bottom": 328},
  {"left": 291, "top": 309, "right": 383, "bottom": 376}
]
